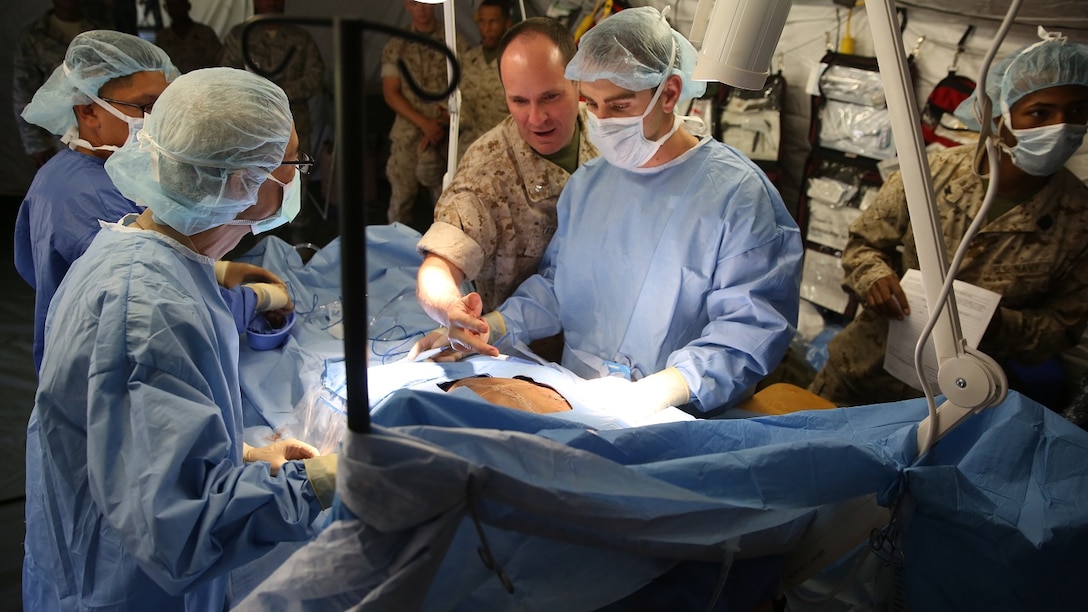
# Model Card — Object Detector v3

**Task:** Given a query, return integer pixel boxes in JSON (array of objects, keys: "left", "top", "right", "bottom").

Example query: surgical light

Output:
[{"left": 689, "top": 0, "right": 793, "bottom": 90}]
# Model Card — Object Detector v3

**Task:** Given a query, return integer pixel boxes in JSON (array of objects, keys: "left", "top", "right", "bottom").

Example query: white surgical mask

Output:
[
  {"left": 586, "top": 81, "right": 682, "bottom": 170},
  {"left": 228, "top": 170, "right": 302, "bottom": 234},
  {"left": 61, "top": 66, "right": 147, "bottom": 152},
  {"left": 998, "top": 98, "right": 1088, "bottom": 177},
  {"left": 585, "top": 39, "right": 681, "bottom": 170}
]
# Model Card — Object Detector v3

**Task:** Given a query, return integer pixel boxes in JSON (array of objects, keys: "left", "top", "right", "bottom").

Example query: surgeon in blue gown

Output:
[
  {"left": 15, "top": 30, "right": 293, "bottom": 373},
  {"left": 416, "top": 7, "right": 803, "bottom": 417},
  {"left": 23, "top": 67, "right": 337, "bottom": 611}
]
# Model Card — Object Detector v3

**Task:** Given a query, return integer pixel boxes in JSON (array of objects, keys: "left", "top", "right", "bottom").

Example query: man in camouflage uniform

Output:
[
  {"left": 810, "top": 133, "right": 1088, "bottom": 406},
  {"left": 456, "top": 0, "right": 513, "bottom": 159},
  {"left": 155, "top": 0, "right": 223, "bottom": 74},
  {"left": 221, "top": 0, "right": 325, "bottom": 153},
  {"left": 382, "top": 0, "right": 468, "bottom": 226},
  {"left": 12, "top": 0, "right": 96, "bottom": 167},
  {"left": 414, "top": 17, "right": 598, "bottom": 344}
]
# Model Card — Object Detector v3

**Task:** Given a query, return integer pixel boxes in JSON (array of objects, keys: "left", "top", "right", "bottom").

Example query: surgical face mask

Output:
[
  {"left": 228, "top": 170, "right": 302, "bottom": 234},
  {"left": 585, "top": 38, "right": 681, "bottom": 170},
  {"left": 61, "top": 91, "right": 147, "bottom": 153},
  {"left": 999, "top": 100, "right": 1088, "bottom": 176},
  {"left": 586, "top": 79, "right": 682, "bottom": 170},
  {"left": 1000, "top": 120, "right": 1088, "bottom": 177}
]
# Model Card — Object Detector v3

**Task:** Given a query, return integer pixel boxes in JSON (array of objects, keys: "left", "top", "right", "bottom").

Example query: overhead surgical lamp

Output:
[
  {"left": 689, "top": 0, "right": 793, "bottom": 90},
  {"left": 688, "top": 0, "right": 1013, "bottom": 585}
]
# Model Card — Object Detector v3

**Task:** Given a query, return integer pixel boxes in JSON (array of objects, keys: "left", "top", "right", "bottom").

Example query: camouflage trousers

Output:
[
  {"left": 807, "top": 310, "right": 922, "bottom": 407},
  {"left": 385, "top": 134, "right": 446, "bottom": 225}
]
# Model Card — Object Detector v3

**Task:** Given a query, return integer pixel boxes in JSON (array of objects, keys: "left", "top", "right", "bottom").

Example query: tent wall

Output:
[{"left": 6, "top": 0, "right": 1084, "bottom": 199}]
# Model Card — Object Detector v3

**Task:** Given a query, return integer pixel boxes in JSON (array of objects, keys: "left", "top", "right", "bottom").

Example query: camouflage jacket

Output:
[
  {"left": 221, "top": 23, "right": 324, "bottom": 104},
  {"left": 381, "top": 27, "right": 468, "bottom": 141},
  {"left": 457, "top": 45, "right": 507, "bottom": 153},
  {"left": 154, "top": 22, "right": 223, "bottom": 74},
  {"left": 817, "top": 145, "right": 1088, "bottom": 404},
  {"left": 417, "top": 108, "right": 599, "bottom": 311},
  {"left": 12, "top": 12, "right": 96, "bottom": 155}
]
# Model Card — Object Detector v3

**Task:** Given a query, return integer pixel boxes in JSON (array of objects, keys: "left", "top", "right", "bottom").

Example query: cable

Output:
[{"left": 913, "top": 0, "right": 1023, "bottom": 458}]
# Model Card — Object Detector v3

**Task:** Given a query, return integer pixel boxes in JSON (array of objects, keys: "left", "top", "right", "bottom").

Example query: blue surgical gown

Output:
[
  {"left": 496, "top": 138, "right": 803, "bottom": 413},
  {"left": 15, "top": 148, "right": 141, "bottom": 372},
  {"left": 14, "top": 149, "right": 258, "bottom": 372},
  {"left": 23, "top": 221, "right": 324, "bottom": 611}
]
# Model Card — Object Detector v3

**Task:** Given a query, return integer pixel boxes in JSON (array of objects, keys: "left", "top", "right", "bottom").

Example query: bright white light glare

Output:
[
  {"left": 415, "top": 0, "right": 446, "bottom": 4},
  {"left": 689, "top": 0, "right": 793, "bottom": 90}
]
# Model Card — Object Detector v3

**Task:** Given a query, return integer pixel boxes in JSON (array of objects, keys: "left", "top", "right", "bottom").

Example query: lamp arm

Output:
[{"left": 866, "top": 0, "right": 1007, "bottom": 457}]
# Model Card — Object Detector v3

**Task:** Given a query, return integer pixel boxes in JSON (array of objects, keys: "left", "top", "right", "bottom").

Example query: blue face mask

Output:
[
  {"left": 999, "top": 98, "right": 1088, "bottom": 177},
  {"left": 229, "top": 170, "right": 302, "bottom": 234},
  {"left": 1002, "top": 121, "right": 1088, "bottom": 177}
]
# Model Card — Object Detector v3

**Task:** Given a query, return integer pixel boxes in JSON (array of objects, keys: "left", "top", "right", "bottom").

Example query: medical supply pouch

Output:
[
  {"left": 716, "top": 72, "right": 787, "bottom": 183},
  {"left": 921, "top": 72, "right": 976, "bottom": 148}
]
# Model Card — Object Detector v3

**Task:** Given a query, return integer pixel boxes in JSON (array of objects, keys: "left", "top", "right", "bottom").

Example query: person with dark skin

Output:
[
  {"left": 12, "top": 0, "right": 96, "bottom": 167},
  {"left": 809, "top": 33, "right": 1088, "bottom": 408},
  {"left": 154, "top": 0, "right": 223, "bottom": 73}
]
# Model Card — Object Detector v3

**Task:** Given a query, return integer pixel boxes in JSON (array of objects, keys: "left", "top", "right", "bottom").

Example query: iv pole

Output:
[{"left": 241, "top": 14, "right": 461, "bottom": 435}]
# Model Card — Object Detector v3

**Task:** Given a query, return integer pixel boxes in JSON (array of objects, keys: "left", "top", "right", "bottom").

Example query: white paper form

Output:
[{"left": 883, "top": 268, "right": 1001, "bottom": 391}]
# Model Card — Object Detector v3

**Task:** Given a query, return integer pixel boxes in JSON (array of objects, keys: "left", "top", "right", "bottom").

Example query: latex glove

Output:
[
  {"left": 577, "top": 368, "right": 690, "bottom": 420},
  {"left": 248, "top": 282, "right": 293, "bottom": 312},
  {"left": 406, "top": 311, "right": 504, "bottom": 362},
  {"left": 243, "top": 438, "right": 318, "bottom": 476},
  {"left": 302, "top": 454, "right": 338, "bottom": 510},
  {"left": 215, "top": 260, "right": 286, "bottom": 290},
  {"left": 405, "top": 327, "right": 464, "bottom": 362},
  {"left": 864, "top": 274, "right": 910, "bottom": 320},
  {"left": 447, "top": 310, "right": 503, "bottom": 357}
]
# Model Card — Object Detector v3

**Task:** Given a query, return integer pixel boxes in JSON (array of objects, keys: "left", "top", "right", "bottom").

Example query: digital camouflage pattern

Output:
[
  {"left": 221, "top": 23, "right": 325, "bottom": 151},
  {"left": 13, "top": 12, "right": 96, "bottom": 156},
  {"left": 810, "top": 145, "right": 1088, "bottom": 406},
  {"left": 381, "top": 27, "right": 467, "bottom": 224},
  {"left": 417, "top": 109, "right": 599, "bottom": 312},
  {"left": 155, "top": 21, "right": 222, "bottom": 74},
  {"left": 456, "top": 45, "right": 508, "bottom": 157}
]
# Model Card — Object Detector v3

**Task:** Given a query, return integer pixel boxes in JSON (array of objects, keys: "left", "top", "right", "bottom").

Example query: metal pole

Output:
[{"left": 335, "top": 17, "right": 371, "bottom": 434}]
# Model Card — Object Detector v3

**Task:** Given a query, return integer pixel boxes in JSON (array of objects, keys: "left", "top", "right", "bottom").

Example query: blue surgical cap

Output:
[
  {"left": 565, "top": 6, "right": 707, "bottom": 102},
  {"left": 105, "top": 68, "right": 294, "bottom": 236},
  {"left": 954, "top": 29, "right": 1088, "bottom": 130},
  {"left": 21, "top": 30, "right": 178, "bottom": 137}
]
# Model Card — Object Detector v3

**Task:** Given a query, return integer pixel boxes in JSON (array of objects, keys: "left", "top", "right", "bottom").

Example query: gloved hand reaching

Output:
[
  {"left": 406, "top": 310, "right": 505, "bottom": 362},
  {"left": 247, "top": 282, "right": 292, "bottom": 312},
  {"left": 214, "top": 260, "right": 285, "bottom": 289},
  {"left": 242, "top": 440, "right": 338, "bottom": 509},
  {"left": 243, "top": 438, "right": 318, "bottom": 476},
  {"left": 576, "top": 368, "right": 691, "bottom": 420}
]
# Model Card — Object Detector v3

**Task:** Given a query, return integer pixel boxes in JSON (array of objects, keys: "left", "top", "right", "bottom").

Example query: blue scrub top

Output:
[
  {"left": 15, "top": 148, "right": 142, "bottom": 372},
  {"left": 15, "top": 148, "right": 258, "bottom": 372},
  {"left": 497, "top": 138, "right": 804, "bottom": 413},
  {"left": 24, "top": 223, "right": 323, "bottom": 611}
]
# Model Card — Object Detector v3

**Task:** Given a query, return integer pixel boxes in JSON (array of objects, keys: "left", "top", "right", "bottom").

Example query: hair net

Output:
[
  {"left": 954, "top": 29, "right": 1088, "bottom": 130},
  {"left": 105, "top": 68, "right": 293, "bottom": 236},
  {"left": 565, "top": 6, "right": 707, "bottom": 102},
  {"left": 21, "top": 30, "right": 178, "bottom": 137}
]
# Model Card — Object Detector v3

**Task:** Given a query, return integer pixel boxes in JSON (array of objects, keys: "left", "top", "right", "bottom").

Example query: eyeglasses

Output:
[
  {"left": 283, "top": 150, "right": 316, "bottom": 175},
  {"left": 99, "top": 97, "right": 155, "bottom": 116}
]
